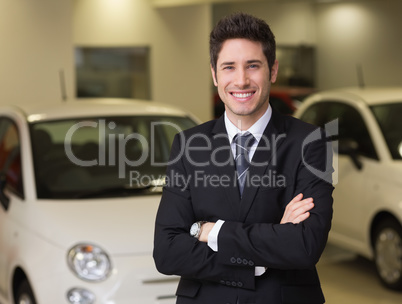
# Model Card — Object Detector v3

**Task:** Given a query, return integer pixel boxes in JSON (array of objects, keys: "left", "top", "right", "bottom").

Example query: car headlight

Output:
[{"left": 67, "top": 243, "right": 112, "bottom": 281}]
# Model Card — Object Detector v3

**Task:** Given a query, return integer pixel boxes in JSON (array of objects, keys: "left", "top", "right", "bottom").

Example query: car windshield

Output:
[
  {"left": 30, "top": 115, "right": 196, "bottom": 199},
  {"left": 371, "top": 103, "right": 402, "bottom": 160}
]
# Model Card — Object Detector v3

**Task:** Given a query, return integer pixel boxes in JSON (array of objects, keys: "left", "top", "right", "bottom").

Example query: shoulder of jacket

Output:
[
  {"left": 283, "top": 115, "right": 319, "bottom": 136},
  {"left": 181, "top": 119, "right": 218, "bottom": 137}
]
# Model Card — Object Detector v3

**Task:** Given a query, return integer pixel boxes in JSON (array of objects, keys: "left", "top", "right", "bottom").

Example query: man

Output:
[{"left": 153, "top": 13, "right": 334, "bottom": 304}]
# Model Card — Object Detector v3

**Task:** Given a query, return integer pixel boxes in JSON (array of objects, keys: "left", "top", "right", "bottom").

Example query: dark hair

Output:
[{"left": 210, "top": 12, "right": 276, "bottom": 75}]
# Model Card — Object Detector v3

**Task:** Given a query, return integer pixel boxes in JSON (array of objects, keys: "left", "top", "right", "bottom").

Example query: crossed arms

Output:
[
  {"left": 199, "top": 193, "right": 315, "bottom": 242},
  {"left": 153, "top": 129, "right": 334, "bottom": 290}
]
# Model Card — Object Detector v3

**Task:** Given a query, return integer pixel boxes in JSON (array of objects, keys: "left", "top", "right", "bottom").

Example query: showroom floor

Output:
[
  {"left": 1, "top": 245, "right": 400, "bottom": 304},
  {"left": 318, "top": 244, "right": 402, "bottom": 303}
]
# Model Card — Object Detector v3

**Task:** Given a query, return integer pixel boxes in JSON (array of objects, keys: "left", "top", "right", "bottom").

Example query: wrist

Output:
[
  {"left": 199, "top": 222, "right": 214, "bottom": 243},
  {"left": 190, "top": 221, "right": 207, "bottom": 239}
]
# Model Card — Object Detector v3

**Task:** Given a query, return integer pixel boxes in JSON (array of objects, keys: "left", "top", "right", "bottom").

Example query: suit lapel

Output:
[
  {"left": 211, "top": 117, "right": 242, "bottom": 211},
  {"left": 239, "top": 109, "right": 287, "bottom": 221}
]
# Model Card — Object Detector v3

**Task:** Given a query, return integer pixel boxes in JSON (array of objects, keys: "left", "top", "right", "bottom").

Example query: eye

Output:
[
  {"left": 223, "top": 66, "right": 234, "bottom": 70},
  {"left": 248, "top": 64, "right": 259, "bottom": 69}
]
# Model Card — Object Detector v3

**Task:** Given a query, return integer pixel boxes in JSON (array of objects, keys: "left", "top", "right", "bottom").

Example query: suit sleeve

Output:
[
  {"left": 217, "top": 129, "right": 334, "bottom": 270},
  {"left": 153, "top": 134, "right": 256, "bottom": 289}
]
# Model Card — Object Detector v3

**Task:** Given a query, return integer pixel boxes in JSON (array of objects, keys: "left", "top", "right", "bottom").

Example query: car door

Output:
[
  {"left": 300, "top": 101, "right": 378, "bottom": 247},
  {"left": 0, "top": 117, "right": 24, "bottom": 297}
]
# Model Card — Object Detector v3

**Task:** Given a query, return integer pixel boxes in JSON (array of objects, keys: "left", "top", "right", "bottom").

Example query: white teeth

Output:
[{"left": 232, "top": 92, "right": 253, "bottom": 98}]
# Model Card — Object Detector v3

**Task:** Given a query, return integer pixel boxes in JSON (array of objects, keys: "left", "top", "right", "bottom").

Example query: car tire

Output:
[
  {"left": 15, "top": 279, "right": 37, "bottom": 304},
  {"left": 374, "top": 218, "right": 402, "bottom": 291}
]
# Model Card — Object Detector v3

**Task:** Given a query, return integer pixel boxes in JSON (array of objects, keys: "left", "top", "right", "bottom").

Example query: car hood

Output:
[{"left": 22, "top": 195, "right": 162, "bottom": 255}]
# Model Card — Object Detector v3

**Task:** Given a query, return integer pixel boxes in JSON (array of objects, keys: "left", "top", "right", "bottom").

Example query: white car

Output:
[
  {"left": 0, "top": 99, "right": 197, "bottom": 304},
  {"left": 294, "top": 87, "right": 402, "bottom": 291}
]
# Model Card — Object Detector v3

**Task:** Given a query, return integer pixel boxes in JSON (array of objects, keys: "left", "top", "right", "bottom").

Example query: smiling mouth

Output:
[{"left": 231, "top": 92, "right": 255, "bottom": 99}]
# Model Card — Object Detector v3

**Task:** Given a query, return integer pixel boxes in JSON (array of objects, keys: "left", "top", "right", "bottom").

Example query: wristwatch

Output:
[{"left": 190, "top": 221, "right": 206, "bottom": 239}]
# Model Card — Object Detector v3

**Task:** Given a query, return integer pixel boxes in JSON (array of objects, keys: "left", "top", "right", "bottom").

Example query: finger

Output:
[
  {"left": 281, "top": 197, "right": 314, "bottom": 224},
  {"left": 288, "top": 193, "right": 303, "bottom": 205},
  {"left": 294, "top": 199, "right": 314, "bottom": 212},
  {"left": 291, "top": 201, "right": 314, "bottom": 217},
  {"left": 287, "top": 209, "right": 312, "bottom": 224},
  {"left": 293, "top": 212, "right": 310, "bottom": 224},
  {"left": 281, "top": 211, "right": 309, "bottom": 224},
  {"left": 282, "top": 201, "right": 314, "bottom": 223},
  {"left": 286, "top": 198, "right": 313, "bottom": 212}
]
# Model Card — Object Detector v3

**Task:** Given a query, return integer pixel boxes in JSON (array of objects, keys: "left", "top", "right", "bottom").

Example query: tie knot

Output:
[{"left": 234, "top": 132, "right": 255, "bottom": 155}]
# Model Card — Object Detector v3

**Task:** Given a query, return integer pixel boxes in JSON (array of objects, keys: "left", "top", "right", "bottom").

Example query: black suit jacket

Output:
[{"left": 153, "top": 110, "right": 334, "bottom": 304}]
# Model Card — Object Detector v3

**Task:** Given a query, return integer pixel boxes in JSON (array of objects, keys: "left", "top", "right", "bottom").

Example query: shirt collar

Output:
[{"left": 224, "top": 105, "right": 272, "bottom": 144}]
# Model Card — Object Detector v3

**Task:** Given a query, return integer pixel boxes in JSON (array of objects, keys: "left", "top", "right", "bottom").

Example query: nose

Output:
[{"left": 233, "top": 68, "right": 250, "bottom": 88}]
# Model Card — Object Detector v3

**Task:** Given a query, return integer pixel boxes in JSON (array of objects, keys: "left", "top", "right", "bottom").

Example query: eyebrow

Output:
[{"left": 219, "top": 59, "right": 264, "bottom": 67}]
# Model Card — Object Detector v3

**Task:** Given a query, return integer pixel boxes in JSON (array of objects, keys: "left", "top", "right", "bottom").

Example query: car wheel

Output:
[
  {"left": 374, "top": 218, "right": 402, "bottom": 290},
  {"left": 15, "top": 279, "right": 37, "bottom": 304}
]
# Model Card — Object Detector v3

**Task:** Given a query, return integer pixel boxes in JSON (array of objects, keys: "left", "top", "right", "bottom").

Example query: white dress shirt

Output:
[{"left": 207, "top": 105, "right": 272, "bottom": 276}]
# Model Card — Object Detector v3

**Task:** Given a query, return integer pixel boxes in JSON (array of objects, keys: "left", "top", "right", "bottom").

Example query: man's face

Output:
[{"left": 211, "top": 38, "right": 278, "bottom": 129}]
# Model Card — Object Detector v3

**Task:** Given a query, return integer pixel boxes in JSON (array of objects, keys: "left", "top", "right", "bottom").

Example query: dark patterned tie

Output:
[{"left": 234, "top": 132, "right": 255, "bottom": 197}]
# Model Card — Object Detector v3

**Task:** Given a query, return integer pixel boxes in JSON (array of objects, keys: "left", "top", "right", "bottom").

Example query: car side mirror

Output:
[
  {"left": 0, "top": 173, "right": 10, "bottom": 210},
  {"left": 338, "top": 139, "right": 363, "bottom": 170}
]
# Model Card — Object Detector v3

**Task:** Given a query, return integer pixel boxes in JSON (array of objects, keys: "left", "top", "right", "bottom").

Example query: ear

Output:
[
  {"left": 270, "top": 60, "right": 279, "bottom": 83},
  {"left": 210, "top": 65, "right": 218, "bottom": 86}
]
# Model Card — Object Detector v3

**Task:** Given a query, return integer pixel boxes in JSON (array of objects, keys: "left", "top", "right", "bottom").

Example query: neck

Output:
[
  {"left": 226, "top": 105, "right": 268, "bottom": 131},
  {"left": 227, "top": 116, "right": 255, "bottom": 131}
]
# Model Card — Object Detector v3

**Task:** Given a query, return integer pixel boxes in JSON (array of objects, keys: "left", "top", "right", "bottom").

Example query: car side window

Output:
[
  {"left": 300, "top": 103, "right": 329, "bottom": 127},
  {"left": 301, "top": 101, "right": 378, "bottom": 159},
  {"left": 0, "top": 118, "right": 24, "bottom": 198}
]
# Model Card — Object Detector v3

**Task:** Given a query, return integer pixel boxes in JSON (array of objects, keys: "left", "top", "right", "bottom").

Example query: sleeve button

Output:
[
  {"left": 236, "top": 258, "right": 242, "bottom": 264},
  {"left": 237, "top": 282, "right": 243, "bottom": 287},
  {"left": 230, "top": 257, "right": 236, "bottom": 264},
  {"left": 248, "top": 260, "right": 255, "bottom": 266}
]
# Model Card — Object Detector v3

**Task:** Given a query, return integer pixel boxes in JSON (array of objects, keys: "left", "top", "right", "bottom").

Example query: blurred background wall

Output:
[
  {"left": 315, "top": 0, "right": 402, "bottom": 89},
  {"left": 1, "top": 0, "right": 402, "bottom": 121},
  {"left": 73, "top": 0, "right": 212, "bottom": 121},
  {"left": 214, "top": 0, "right": 402, "bottom": 90},
  {"left": 0, "top": 0, "right": 75, "bottom": 105}
]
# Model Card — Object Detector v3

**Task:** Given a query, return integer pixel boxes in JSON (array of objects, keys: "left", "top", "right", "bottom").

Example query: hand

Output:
[
  {"left": 280, "top": 193, "right": 314, "bottom": 224},
  {"left": 198, "top": 222, "right": 215, "bottom": 243}
]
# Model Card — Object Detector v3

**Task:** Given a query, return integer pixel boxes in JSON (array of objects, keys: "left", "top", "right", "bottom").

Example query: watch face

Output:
[{"left": 190, "top": 222, "right": 199, "bottom": 237}]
